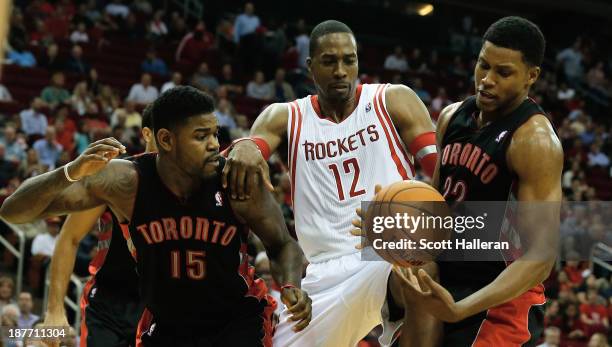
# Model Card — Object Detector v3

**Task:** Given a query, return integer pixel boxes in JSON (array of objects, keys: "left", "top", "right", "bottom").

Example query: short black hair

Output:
[
  {"left": 309, "top": 20, "right": 354, "bottom": 56},
  {"left": 150, "top": 86, "right": 215, "bottom": 135},
  {"left": 482, "top": 16, "right": 545, "bottom": 67},
  {"left": 142, "top": 103, "right": 153, "bottom": 129}
]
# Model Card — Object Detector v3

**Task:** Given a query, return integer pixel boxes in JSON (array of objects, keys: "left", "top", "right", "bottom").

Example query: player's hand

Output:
[
  {"left": 392, "top": 266, "right": 466, "bottom": 322},
  {"left": 281, "top": 286, "right": 312, "bottom": 332},
  {"left": 40, "top": 312, "right": 70, "bottom": 347},
  {"left": 350, "top": 184, "right": 382, "bottom": 249},
  {"left": 67, "top": 137, "right": 126, "bottom": 181},
  {"left": 222, "top": 140, "right": 274, "bottom": 200}
]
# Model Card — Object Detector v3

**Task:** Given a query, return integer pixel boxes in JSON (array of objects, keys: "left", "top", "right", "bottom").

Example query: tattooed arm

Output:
[{"left": 0, "top": 138, "right": 136, "bottom": 223}]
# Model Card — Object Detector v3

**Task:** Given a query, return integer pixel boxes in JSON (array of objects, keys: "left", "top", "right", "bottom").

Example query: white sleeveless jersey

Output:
[{"left": 287, "top": 83, "right": 416, "bottom": 263}]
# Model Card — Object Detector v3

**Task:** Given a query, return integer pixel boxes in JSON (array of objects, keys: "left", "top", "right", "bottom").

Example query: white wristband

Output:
[
  {"left": 63, "top": 163, "right": 79, "bottom": 182},
  {"left": 254, "top": 251, "right": 269, "bottom": 264}
]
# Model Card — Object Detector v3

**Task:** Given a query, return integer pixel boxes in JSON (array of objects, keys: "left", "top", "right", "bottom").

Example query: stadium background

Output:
[{"left": 0, "top": 0, "right": 610, "bottom": 346}]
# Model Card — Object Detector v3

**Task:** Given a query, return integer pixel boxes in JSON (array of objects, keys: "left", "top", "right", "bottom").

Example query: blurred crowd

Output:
[{"left": 0, "top": 1, "right": 609, "bottom": 347}]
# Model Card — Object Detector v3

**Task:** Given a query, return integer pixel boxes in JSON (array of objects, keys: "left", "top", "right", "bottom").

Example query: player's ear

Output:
[
  {"left": 527, "top": 65, "right": 540, "bottom": 87},
  {"left": 306, "top": 57, "right": 312, "bottom": 72},
  {"left": 156, "top": 128, "right": 173, "bottom": 152}
]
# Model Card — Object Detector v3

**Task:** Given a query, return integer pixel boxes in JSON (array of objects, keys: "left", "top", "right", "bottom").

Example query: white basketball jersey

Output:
[{"left": 287, "top": 83, "right": 416, "bottom": 263}]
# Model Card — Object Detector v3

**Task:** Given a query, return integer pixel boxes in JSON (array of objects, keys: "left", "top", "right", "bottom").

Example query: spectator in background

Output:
[
  {"left": 87, "top": 68, "right": 101, "bottom": 96},
  {"left": 215, "top": 98, "right": 237, "bottom": 131},
  {"left": 97, "top": 85, "right": 121, "bottom": 117},
  {"left": 6, "top": 40, "right": 36, "bottom": 67},
  {"left": 65, "top": 45, "right": 90, "bottom": 75},
  {"left": 175, "top": 21, "right": 214, "bottom": 67},
  {"left": 162, "top": 72, "right": 183, "bottom": 93},
  {"left": 148, "top": 10, "right": 168, "bottom": 40},
  {"left": 409, "top": 48, "right": 427, "bottom": 73},
  {"left": 31, "top": 218, "right": 61, "bottom": 258},
  {"left": 0, "top": 125, "right": 26, "bottom": 164},
  {"left": 105, "top": 0, "right": 130, "bottom": 19},
  {"left": 70, "top": 22, "right": 89, "bottom": 44},
  {"left": 557, "top": 82, "right": 576, "bottom": 101},
  {"left": 0, "top": 276, "right": 16, "bottom": 312},
  {"left": 191, "top": 62, "right": 219, "bottom": 93},
  {"left": 1, "top": 304, "right": 19, "bottom": 346},
  {"left": 247, "top": 70, "right": 272, "bottom": 100},
  {"left": 19, "top": 148, "right": 48, "bottom": 179},
  {"left": 41, "top": 72, "right": 71, "bottom": 108},
  {"left": 39, "top": 43, "right": 64, "bottom": 72},
  {"left": 16, "top": 292, "right": 38, "bottom": 329},
  {"left": 127, "top": 73, "right": 159, "bottom": 105},
  {"left": 70, "top": 81, "right": 98, "bottom": 116},
  {"left": 411, "top": 78, "right": 432, "bottom": 106},
  {"left": 132, "top": 0, "right": 153, "bottom": 15},
  {"left": 536, "top": 326, "right": 560, "bottom": 347},
  {"left": 557, "top": 38, "right": 584, "bottom": 85},
  {"left": 0, "top": 83, "right": 12, "bottom": 101},
  {"left": 141, "top": 49, "right": 168, "bottom": 76},
  {"left": 295, "top": 19, "right": 310, "bottom": 70},
  {"left": 54, "top": 106, "right": 77, "bottom": 155},
  {"left": 384, "top": 45, "right": 409, "bottom": 72},
  {"left": 111, "top": 100, "right": 141, "bottom": 129},
  {"left": 431, "top": 87, "right": 452, "bottom": 113},
  {"left": 0, "top": 144, "right": 19, "bottom": 188},
  {"left": 588, "top": 143, "right": 610, "bottom": 167},
  {"left": 19, "top": 98, "right": 48, "bottom": 139},
  {"left": 588, "top": 333, "right": 610, "bottom": 347},
  {"left": 230, "top": 114, "right": 250, "bottom": 140},
  {"left": 267, "top": 68, "right": 294, "bottom": 102},
  {"left": 580, "top": 289, "right": 609, "bottom": 337},
  {"left": 33, "top": 126, "right": 63, "bottom": 170},
  {"left": 233, "top": 2, "right": 260, "bottom": 44}
]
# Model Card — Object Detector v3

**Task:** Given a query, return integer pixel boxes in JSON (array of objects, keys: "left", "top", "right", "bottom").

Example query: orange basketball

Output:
[{"left": 363, "top": 180, "right": 452, "bottom": 267}]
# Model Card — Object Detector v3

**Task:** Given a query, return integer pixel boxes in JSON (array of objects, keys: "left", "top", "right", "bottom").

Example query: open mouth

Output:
[{"left": 478, "top": 90, "right": 496, "bottom": 101}]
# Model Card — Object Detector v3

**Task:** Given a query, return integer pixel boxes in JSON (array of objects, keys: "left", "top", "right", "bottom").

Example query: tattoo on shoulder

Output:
[{"left": 84, "top": 162, "right": 136, "bottom": 199}]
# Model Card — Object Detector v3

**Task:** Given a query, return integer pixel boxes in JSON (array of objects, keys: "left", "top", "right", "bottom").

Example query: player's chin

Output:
[{"left": 475, "top": 96, "right": 498, "bottom": 112}]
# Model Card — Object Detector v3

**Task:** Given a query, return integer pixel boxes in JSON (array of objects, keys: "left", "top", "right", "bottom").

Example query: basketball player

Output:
[
  {"left": 0, "top": 86, "right": 311, "bottom": 346},
  {"left": 393, "top": 17, "right": 563, "bottom": 346},
  {"left": 222, "top": 20, "right": 440, "bottom": 346},
  {"left": 42, "top": 106, "right": 157, "bottom": 347}
]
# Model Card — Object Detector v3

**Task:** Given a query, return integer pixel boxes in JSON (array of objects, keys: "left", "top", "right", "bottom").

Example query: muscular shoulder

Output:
[
  {"left": 507, "top": 114, "right": 563, "bottom": 175},
  {"left": 84, "top": 159, "right": 138, "bottom": 201},
  {"left": 384, "top": 84, "right": 434, "bottom": 134},
  {"left": 252, "top": 103, "right": 290, "bottom": 135}
]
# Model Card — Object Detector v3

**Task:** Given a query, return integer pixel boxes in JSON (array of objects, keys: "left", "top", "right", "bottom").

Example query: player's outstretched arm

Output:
[
  {"left": 386, "top": 85, "right": 438, "bottom": 177},
  {"left": 0, "top": 138, "right": 129, "bottom": 224},
  {"left": 222, "top": 103, "right": 289, "bottom": 200},
  {"left": 44, "top": 206, "right": 106, "bottom": 327},
  {"left": 397, "top": 115, "right": 563, "bottom": 322},
  {"left": 230, "top": 176, "right": 312, "bottom": 332}
]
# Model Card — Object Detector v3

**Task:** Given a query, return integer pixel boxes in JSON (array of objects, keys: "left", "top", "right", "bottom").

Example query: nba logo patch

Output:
[
  {"left": 215, "top": 191, "right": 223, "bottom": 206},
  {"left": 495, "top": 130, "right": 508, "bottom": 143},
  {"left": 365, "top": 102, "right": 372, "bottom": 113},
  {"left": 90, "top": 287, "right": 97, "bottom": 298}
]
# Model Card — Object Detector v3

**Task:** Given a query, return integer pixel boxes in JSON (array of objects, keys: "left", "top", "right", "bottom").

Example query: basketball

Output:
[{"left": 363, "top": 180, "right": 452, "bottom": 267}]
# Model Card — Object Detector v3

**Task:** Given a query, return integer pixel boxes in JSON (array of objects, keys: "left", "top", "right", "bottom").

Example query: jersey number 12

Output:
[{"left": 328, "top": 158, "right": 366, "bottom": 201}]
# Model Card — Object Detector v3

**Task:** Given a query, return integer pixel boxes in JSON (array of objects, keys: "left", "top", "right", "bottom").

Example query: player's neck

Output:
[
  {"left": 156, "top": 156, "right": 201, "bottom": 201},
  {"left": 318, "top": 95, "right": 357, "bottom": 123},
  {"left": 479, "top": 93, "right": 528, "bottom": 127}
]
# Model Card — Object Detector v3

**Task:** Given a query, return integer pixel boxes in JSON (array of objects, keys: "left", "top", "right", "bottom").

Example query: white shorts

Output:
[{"left": 273, "top": 252, "right": 398, "bottom": 347}]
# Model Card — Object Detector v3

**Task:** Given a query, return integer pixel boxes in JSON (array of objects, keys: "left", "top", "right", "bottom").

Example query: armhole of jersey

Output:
[
  {"left": 287, "top": 101, "right": 303, "bottom": 206},
  {"left": 122, "top": 160, "right": 141, "bottom": 226},
  {"left": 378, "top": 84, "right": 416, "bottom": 177},
  {"left": 441, "top": 98, "right": 471, "bottom": 147}
]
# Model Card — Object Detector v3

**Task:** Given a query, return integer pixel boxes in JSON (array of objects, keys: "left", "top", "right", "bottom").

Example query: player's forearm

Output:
[
  {"left": 268, "top": 238, "right": 304, "bottom": 288},
  {"left": 457, "top": 259, "right": 554, "bottom": 319},
  {"left": 46, "top": 234, "right": 80, "bottom": 316},
  {"left": 0, "top": 167, "right": 72, "bottom": 223}
]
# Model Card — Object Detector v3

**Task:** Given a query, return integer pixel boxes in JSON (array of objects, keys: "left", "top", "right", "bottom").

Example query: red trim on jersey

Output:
[
  {"left": 309, "top": 85, "right": 363, "bottom": 123},
  {"left": 290, "top": 101, "right": 303, "bottom": 207},
  {"left": 120, "top": 224, "right": 138, "bottom": 261},
  {"left": 260, "top": 293, "right": 276, "bottom": 347},
  {"left": 135, "top": 308, "right": 154, "bottom": 347},
  {"left": 79, "top": 277, "right": 96, "bottom": 347},
  {"left": 471, "top": 289, "right": 546, "bottom": 346},
  {"left": 373, "top": 85, "right": 409, "bottom": 180},
  {"left": 376, "top": 84, "right": 415, "bottom": 177},
  {"left": 288, "top": 103, "right": 297, "bottom": 181}
]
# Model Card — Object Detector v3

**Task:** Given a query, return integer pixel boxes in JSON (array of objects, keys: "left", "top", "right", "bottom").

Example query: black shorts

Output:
[
  {"left": 442, "top": 288, "right": 545, "bottom": 347},
  {"left": 137, "top": 297, "right": 275, "bottom": 347},
  {"left": 80, "top": 280, "right": 144, "bottom": 347}
]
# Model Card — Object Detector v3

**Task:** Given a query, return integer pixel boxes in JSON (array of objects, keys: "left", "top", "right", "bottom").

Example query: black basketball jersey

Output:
[
  {"left": 438, "top": 96, "right": 549, "bottom": 295},
  {"left": 120, "top": 153, "right": 258, "bottom": 328},
  {"left": 88, "top": 212, "right": 139, "bottom": 298}
]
